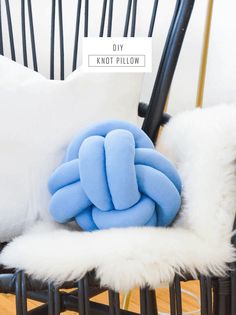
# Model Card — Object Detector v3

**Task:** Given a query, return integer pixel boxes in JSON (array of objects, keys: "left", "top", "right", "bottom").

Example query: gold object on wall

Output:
[{"left": 196, "top": 0, "right": 214, "bottom": 108}]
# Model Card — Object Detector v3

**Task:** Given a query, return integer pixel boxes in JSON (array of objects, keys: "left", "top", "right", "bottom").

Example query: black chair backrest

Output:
[{"left": 0, "top": 0, "right": 195, "bottom": 142}]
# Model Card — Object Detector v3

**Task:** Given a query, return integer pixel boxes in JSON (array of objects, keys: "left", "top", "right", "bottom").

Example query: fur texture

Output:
[{"left": 1, "top": 105, "right": 236, "bottom": 292}]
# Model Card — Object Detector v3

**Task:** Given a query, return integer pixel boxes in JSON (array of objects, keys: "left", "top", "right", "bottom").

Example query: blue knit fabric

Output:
[{"left": 48, "top": 120, "right": 182, "bottom": 231}]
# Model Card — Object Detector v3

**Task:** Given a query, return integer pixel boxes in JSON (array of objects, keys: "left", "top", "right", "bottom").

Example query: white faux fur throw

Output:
[{"left": 1, "top": 105, "right": 236, "bottom": 292}]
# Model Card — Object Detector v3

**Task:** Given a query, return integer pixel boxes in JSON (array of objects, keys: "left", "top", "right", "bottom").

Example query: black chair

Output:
[{"left": 1, "top": 1, "right": 234, "bottom": 315}]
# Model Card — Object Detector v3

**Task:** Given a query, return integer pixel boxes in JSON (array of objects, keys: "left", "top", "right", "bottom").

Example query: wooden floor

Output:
[{"left": 0, "top": 280, "right": 201, "bottom": 314}]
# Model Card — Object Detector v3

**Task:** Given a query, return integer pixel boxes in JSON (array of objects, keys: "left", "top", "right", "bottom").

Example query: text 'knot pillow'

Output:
[{"left": 48, "top": 120, "right": 182, "bottom": 231}]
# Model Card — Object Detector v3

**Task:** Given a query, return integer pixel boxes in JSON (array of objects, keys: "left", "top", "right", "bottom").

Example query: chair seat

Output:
[{"left": 0, "top": 221, "right": 234, "bottom": 293}]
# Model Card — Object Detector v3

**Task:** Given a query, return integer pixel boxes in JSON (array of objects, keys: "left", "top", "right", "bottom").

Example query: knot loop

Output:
[{"left": 48, "top": 120, "right": 182, "bottom": 231}]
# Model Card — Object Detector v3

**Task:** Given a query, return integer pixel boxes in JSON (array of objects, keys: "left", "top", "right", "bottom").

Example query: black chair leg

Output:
[
  {"left": 169, "top": 275, "right": 184, "bottom": 315},
  {"left": 169, "top": 283, "right": 176, "bottom": 315},
  {"left": 15, "top": 271, "right": 28, "bottom": 315},
  {"left": 174, "top": 276, "right": 182, "bottom": 315},
  {"left": 140, "top": 287, "right": 158, "bottom": 315},
  {"left": 48, "top": 283, "right": 61, "bottom": 315},
  {"left": 48, "top": 282, "right": 54, "bottom": 315},
  {"left": 108, "top": 290, "right": 120, "bottom": 315},
  {"left": 78, "top": 274, "right": 90, "bottom": 315},
  {"left": 212, "top": 278, "right": 231, "bottom": 315},
  {"left": 200, "top": 276, "right": 208, "bottom": 315},
  {"left": 231, "top": 269, "right": 236, "bottom": 315}
]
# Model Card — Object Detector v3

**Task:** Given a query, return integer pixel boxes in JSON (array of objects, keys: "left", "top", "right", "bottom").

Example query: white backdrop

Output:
[
  {"left": 141, "top": 0, "right": 236, "bottom": 114},
  {"left": 1, "top": 0, "right": 236, "bottom": 115},
  {"left": 153, "top": 0, "right": 236, "bottom": 115}
]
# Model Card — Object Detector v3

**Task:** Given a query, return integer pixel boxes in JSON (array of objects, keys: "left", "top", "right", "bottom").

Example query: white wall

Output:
[
  {"left": 1, "top": 0, "right": 236, "bottom": 115},
  {"left": 142, "top": 0, "right": 236, "bottom": 114},
  {"left": 204, "top": 0, "right": 236, "bottom": 108}
]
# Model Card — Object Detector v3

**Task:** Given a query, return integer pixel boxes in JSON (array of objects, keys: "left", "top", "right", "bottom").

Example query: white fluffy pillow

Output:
[{"left": 0, "top": 56, "right": 143, "bottom": 241}]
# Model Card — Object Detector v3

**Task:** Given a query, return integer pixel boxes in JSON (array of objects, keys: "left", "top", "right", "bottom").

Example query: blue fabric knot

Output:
[{"left": 48, "top": 120, "right": 182, "bottom": 231}]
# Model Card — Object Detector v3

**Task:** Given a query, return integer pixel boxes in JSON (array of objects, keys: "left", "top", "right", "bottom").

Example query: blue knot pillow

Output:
[{"left": 48, "top": 120, "right": 182, "bottom": 231}]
